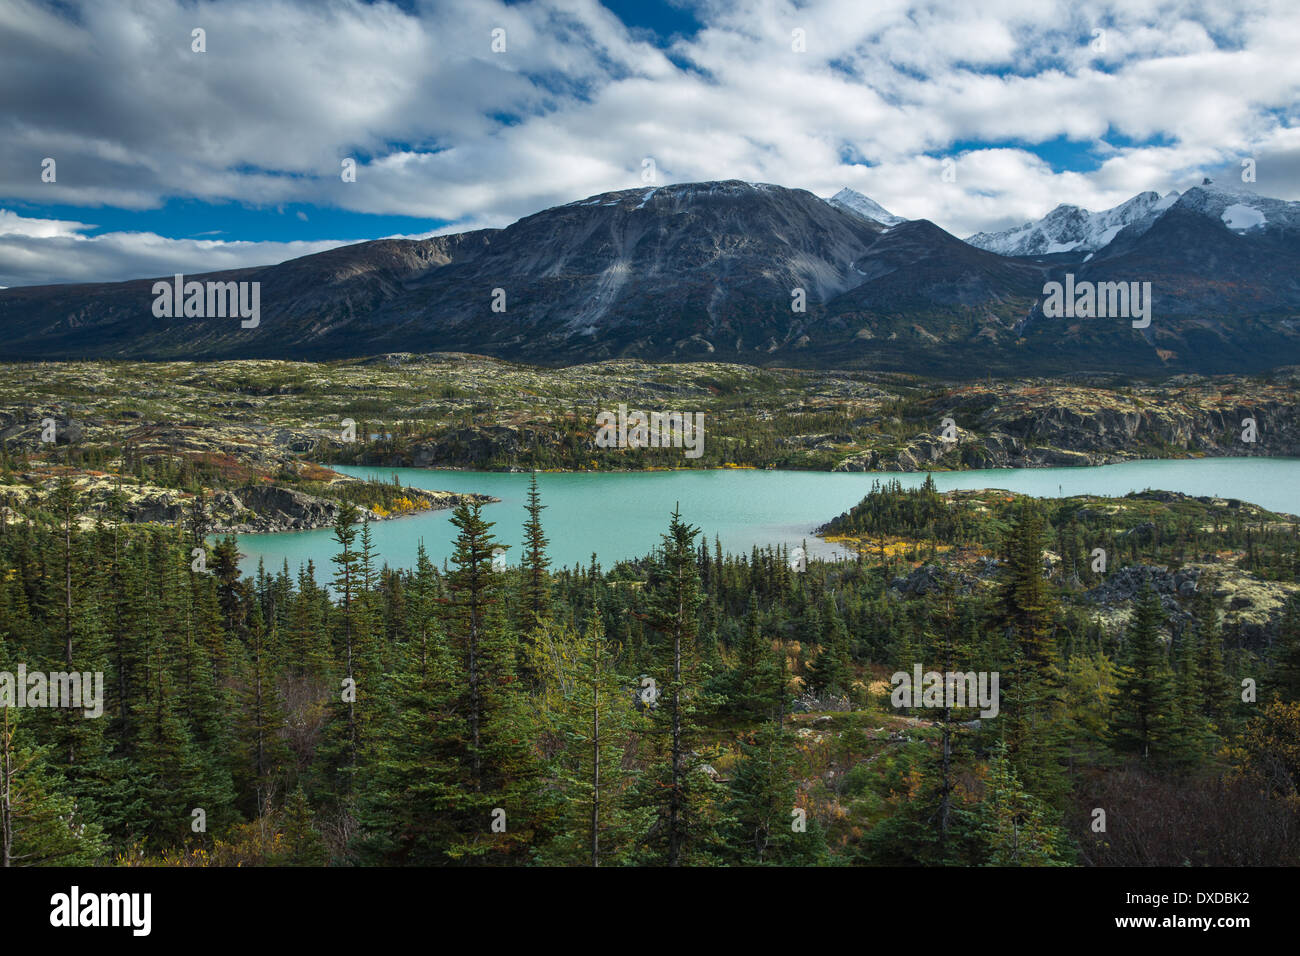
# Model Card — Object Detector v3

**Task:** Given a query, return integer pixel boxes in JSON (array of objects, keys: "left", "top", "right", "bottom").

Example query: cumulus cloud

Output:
[
  {"left": 0, "top": 210, "right": 348, "bottom": 286},
  {"left": 0, "top": 209, "right": 95, "bottom": 239},
  {"left": 0, "top": 0, "right": 1297, "bottom": 285}
]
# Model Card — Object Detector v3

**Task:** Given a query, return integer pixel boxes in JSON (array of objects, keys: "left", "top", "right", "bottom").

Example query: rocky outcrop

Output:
[
  {"left": 832, "top": 397, "right": 1300, "bottom": 472},
  {"left": 1085, "top": 564, "right": 1203, "bottom": 626},
  {"left": 792, "top": 692, "right": 852, "bottom": 713},
  {"left": 208, "top": 482, "right": 494, "bottom": 534},
  {"left": 409, "top": 426, "right": 524, "bottom": 468},
  {"left": 0, "top": 411, "right": 88, "bottom": 447},
  {"left": 6, "top": 472, "right": 494, "bottom": 535},
  {"left": 1083, "top": 562, "right": 1298, "bottom": 649},
  {"left": 978, "top": 398, "right": 1300, "bottom": 462},
  {"left": 124, "top": 492, "right": 186, "bottom": 524},
  {"left": 885, "top": 560, "right": 997, "bottom": 597},
  {"left": 214, "top": 485, "right": 342, "bottom": 533}
]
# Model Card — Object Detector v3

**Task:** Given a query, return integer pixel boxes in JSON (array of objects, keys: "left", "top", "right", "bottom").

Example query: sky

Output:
[{"left": 1, "top": 0, "right": 1298, "bottom": 287}]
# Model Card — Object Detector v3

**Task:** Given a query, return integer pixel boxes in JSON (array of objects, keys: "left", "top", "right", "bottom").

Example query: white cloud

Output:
[
  {"left": 0, "top": 210, "right": 348, "bottom": 286},
  {"left": 0, "top": 209, "right": 95, "bottom": 239},
  {"left": 0, "top": 0, "right": 1297, "bottom": 284}
]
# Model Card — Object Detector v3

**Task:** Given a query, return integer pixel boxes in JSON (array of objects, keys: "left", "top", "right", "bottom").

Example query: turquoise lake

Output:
[{"left": 233, "top": 457, "right": 1300, "bottom": 577}]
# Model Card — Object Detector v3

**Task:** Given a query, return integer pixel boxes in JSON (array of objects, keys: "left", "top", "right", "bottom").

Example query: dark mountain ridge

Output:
[{"left": 2, "top": 179, "right": 1299, "bottom": 377}]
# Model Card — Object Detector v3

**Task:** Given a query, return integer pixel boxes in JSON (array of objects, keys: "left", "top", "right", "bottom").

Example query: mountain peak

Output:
[
  {"left": 965, "top": 191, "right": 1172, "bottom": 257},
  {"left": 1172, "top": 179, "right": 1300, "bottom": 233},
  {"left": 827, "top": 188, "right": 905, "bottom": 227},
  {"left": 559, "top": 179, "right": 784, "bottom": 211}
]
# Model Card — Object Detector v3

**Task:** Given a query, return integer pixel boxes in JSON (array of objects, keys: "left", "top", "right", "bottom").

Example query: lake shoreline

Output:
[
  {"left": 231, "top": 457, "right": 1300, "bottom": 578},
  {"left": 322, "top": 447, "right": 1287, "bottom": 477}
]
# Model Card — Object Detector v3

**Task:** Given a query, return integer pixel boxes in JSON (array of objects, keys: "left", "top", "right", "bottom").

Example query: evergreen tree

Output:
[
  {"left": 0, "top": 707, "right": 106, "bottom": 866},
  {"left": 445, "top": 500, "right": 499, "bottom": 792},
  {"left": 286, "top": 562, "right": 331, "bottom": 682},
  {"left": 1192, "top": 581, "right": 1232, "bottom": 724},
  {"left": 1111, "top": 583, "right": 1175, "bottom": 760},
  {"left": 808, "top": 591, "right": 854, "bottom": 698},
  {"left": 440, "top": 500, "right": 544, "bottom": 863},
  {"left": 720, "top": 597, "right": 786, "bottom": 721},
  {"left": 726, "top": 720, "right": 825, "bottom": 865},
  {"left": 628, "top": 508, "right": 724, "bottom": 866},
  {"left": 1168, "top": 626, "right": 1213, "bottom": 767},
  {"left": 977, "top": 741, "right": 1068, "bottom": 866},
  {"left": 1273, "top": 596, "right": 1300, "bottom": 704},
  {"left": 234, "top": 602, "right": 291, "bottom": 819},
  {"left": 274, "top": 785, "right": 328, "bottom": 866},
  {"left": 536, "top": 615, "right": 640, "bottom": 865},
  {"left": 520, "top": 472, "right": 552, "bottom": 629},
  {"left": 356, "top": 608, "right": 468, "bottom": 864},
  {"left": 317, "top": 502, "right": 371, "bottom": 806},
  {"left": 994, "top": 502, "right": 1069, "bottom": 806}
]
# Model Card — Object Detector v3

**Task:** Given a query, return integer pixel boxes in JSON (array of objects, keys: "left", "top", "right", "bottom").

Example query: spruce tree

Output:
[
  {"left": 1111, "top": 583, "right": 1175, "bottom": 760},
  {"left": 726, "top": 717, "right": 825, "bottom": 865},
  {"left": 1273, "top": 596, "right": 1300, "bottom": 704},
  {"left": 319, "top": 502, "right": 369, "bottom": 802},
  {"left": 520, "top": 472, "right": 552, "bottom": 628},
  {"left": 808, "top": 591, "right": 853, "bottom": 698},
  {"left": 275, "top": 785, "right": 328, "bottom": 866},
  {"left": 441, "top": 500, "right": 543, "bottom": 863},
  {"left": 0, "top": 707, "right": 106, "bottom": 866},
  {"left": 356, "top": 607, "right": 468, "bottom": 864},
  {"left": 1192, "top": 580, "right": 1231, "bottom": 723},
  {"left": 994, "top": 501, "right": 1069, "bottom": 806},
  {"left": 724, "top": 598, "right": 785, "bottom": 721},
  {"left": 628, "top": 508, "right": 724, "bottom": 866},
  {"left": 234, "top": 602, "right": 291, "bottom": 819},
  {"left": 536, "top": 615, "right": 640, "bottom": 865},
  {"left": 445, "top": 500, "right": 499, "bottom": 791},
  {"left": 977, "top": 741, "right": 1068, "bottom": 866}
]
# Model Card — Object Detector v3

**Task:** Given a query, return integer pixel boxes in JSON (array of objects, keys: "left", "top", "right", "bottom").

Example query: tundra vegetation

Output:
[{"left": 1, "top": 357, "right": 1297, "bottom": 507}]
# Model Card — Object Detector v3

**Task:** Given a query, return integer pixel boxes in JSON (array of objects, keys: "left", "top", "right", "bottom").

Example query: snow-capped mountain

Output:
[
  {"left": 827, "top": 188, "right": 905, "bottom": 227},
  {"left": 965, "top": 191, "right": 1177, "bottom": 257},
  {"left": 1073, "top": 178, "right": 1300, "bottom": 320},
  {"left": 1169, "top": 178, "right": 1300, "bottom": 234},
  {"left": 1089, "top": 178, "right": 1300, "bottom": 266}
]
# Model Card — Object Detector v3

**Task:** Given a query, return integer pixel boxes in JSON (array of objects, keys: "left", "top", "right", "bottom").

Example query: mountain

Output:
[
  {"left": 1074, "top": 179, "right": 1300, "bottom": 316},
  {"left": 0, "top": 180, "right": 1024, "bottom": 369},
  {"left": 826, "top": 188, "right": 906, "bottom": 227},
  {"left": 1003, "top": 179, "right": 1300, "bottom": 370},
  {"left": 965, "top": 191, "right": 1177, "bottom": 257},
  {"left": 2, "top": 178, "right": 1300, "bottom": 376}
]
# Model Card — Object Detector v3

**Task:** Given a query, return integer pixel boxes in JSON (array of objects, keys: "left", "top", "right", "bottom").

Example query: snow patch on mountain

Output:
[
  {"left": 1222, "top": 203, "right": 1266, "bottom": 230},
  {"left": 1173, "top": 179, "right": 1300, "bottom": 233}
]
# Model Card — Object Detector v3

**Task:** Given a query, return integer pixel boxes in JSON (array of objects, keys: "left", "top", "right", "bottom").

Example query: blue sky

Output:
[{"left": 1, "top": 0, "right": 1297, "bottom": 286}]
